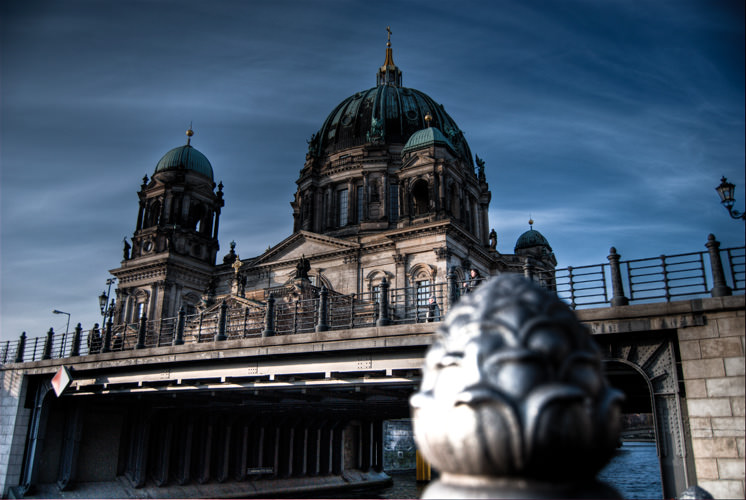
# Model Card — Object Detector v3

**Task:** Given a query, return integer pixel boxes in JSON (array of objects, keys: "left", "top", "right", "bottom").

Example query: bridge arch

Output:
[{"left": 597, "top": 331, "right": 696, "bottom": 499}]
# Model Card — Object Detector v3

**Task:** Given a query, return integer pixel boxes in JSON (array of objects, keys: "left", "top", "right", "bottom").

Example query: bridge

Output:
[{"left": 1, "top": 236, "right": 744, "bottom": 499}]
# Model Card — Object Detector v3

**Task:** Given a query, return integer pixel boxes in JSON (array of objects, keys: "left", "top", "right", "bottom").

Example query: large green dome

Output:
[
  {"left": 154, "top": 144, "right": 213, "bottom": 181},
  {"left": 308, "top": 85, "right": 472, "bottom": 165}
]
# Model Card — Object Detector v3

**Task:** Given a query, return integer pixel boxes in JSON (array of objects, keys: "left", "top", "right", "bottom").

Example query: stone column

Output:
[
  {"left": 136, "top": 200, "right": 145, "bottom": 231},
  {"left": 316, "top": 286, "right": 330, "bottom": 332},
  {"left": 173, "top": 307, "right": 185, "bottom": 346},
  {"left": 216, "top": 300, "right": 227, "bottom": 341},
  {"left": 400, "top": 179, "right": 409, "bottom": 219},
  {"left": 381, "top": 172, "right": 388, "bottom": 221},
  {"left": 607, "top": 247, "right": 629, "bottom": 306},
  {"left": 180, "top": 193, "right": 191, "bottom": 224},
  {"left": 163, "top": 192, "right": 173, "bottom": 225},
  {"left": 136, "top": 313, "right": 147, "bottom": 349},
  {"left": 347, "top": 180, "right": 354, "bottom": 226},
  {"left": 394, "top": 253, "right": 407, "bottom": 291},
  {"left": 362, "top": 172, "right": 369, "bottom": 221},
  {"left": 42, "top": 329, "right": 53, "bottom": 360},
  {"left": 332, "top": 427, "right": 344, "bottom": 475},
  {"left": 438, "top": 169, "right": 446, "bottom": 216},
  {"left": 263, "top": 295, "right": 276, "bottom": 337},
  {"left": 376, "top": 277, "right": 391, "bottom": 327},
  {"left": 705, "top": 234, "right": 732, "bottom": 297},
  {"left": 480, "top": 200, "right": 490, "bottom": 246},
  {"left": 71, "top": 324, "right": 82, "bottom": 357},
  {"left": 212, "top": 207, "right": 221, "bottom": 240}
]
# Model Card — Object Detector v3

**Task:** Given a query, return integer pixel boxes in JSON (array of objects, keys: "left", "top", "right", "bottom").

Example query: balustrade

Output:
[{"left": 3, "top": 235, "right": 743, "bottom": 364}]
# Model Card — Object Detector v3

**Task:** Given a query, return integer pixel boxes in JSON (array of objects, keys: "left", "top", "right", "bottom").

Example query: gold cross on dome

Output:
[{"left": 386, "top": 26, "right": 392, "bottom": 46}]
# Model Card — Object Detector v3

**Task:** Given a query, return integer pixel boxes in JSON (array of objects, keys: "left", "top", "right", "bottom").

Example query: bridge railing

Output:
[
  {"left": 533, "top": 239, "right": 744, "bottom": 309},
  {"left": 2, "top": 235, "right": 743, "bottom": 365}
]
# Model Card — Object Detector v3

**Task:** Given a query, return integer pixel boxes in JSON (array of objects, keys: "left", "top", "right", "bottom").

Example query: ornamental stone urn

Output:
[{"left": 410, "top": 274, "right": 624, "bottom": 498}]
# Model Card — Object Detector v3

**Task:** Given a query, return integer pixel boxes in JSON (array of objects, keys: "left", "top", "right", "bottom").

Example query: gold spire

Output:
[
  {"left": 383, "top": 26, "right": 395, "bottom": 67},
  {"left": 186, "top": 123, "right": 194, "bottom": 146},
  {"left": 424, "top": 113, "right": 432, "bottom": 127},
  {"left": 529, "top": 217, "right": 534, "bottom": 229},
  {"left": 377, "top": 26, "right": 402, "bottom": 86}
]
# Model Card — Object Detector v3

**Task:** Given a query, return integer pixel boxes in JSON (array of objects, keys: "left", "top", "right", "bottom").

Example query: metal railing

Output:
[
  {"left": 534, "top": 239, "right": 744, "bottom": 310},
  {"left": 2, "top": 235, "right": 743, "bottom": 365}
]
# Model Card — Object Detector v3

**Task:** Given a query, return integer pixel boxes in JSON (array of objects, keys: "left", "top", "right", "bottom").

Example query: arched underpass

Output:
[
  {"left": 596, "top": 331, "right": 695, "bottom": 499},
  {"left": 23, "top": 372, "right": 416, "bottom": 498}
]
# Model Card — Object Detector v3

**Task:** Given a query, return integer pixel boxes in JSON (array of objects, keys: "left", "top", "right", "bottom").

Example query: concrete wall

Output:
[
  {"left": 679, "top": 302, "right": 745, "bottom": 499},
  {"left": 0, "top": 369, "right": 30, "bottom": 498}
]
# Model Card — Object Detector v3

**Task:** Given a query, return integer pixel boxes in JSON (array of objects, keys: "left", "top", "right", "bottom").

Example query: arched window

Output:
[
  {"left": 389, "top": 184, "right": 399, "bottom": 222},
  {"left": 131, "top": 290, "right": 149, "bottom": 322},
  {"left": 366, "top": 270, "right": 393, "bottom": 303},
  {"left": 412, "top": 179, "right": 429, "bottom": 216},
  {"left": 189, "top": 203, "right": 206, "bottom": 231},
  {"left": 338, "top": 188, "right": 349, "bottom": 227},
  {"left": 147, "top": 201, "right": 161, "bottom": 227}
]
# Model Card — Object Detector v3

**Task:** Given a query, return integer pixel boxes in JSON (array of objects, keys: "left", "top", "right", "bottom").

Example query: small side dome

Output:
[
  {"left": 402, "top": 126, "right": 455, "bottom": 155},
  {"left": 515, "top": 229, "right": 552, "bottom": 252},
  {"left": 154, "top": 144, "right": 213, "bottom": 181}
]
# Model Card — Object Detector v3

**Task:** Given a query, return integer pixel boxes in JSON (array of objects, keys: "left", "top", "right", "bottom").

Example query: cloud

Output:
[{"left": 2, "top": 0, "right": 743, "bottom": 341}]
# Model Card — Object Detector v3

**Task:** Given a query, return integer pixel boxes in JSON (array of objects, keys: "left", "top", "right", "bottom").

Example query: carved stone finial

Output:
[{"left": 411, "top": 274, "right": 624, "bottom": 498}]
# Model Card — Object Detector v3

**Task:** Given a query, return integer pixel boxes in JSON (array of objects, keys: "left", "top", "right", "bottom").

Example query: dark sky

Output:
[{"left": 1, "top": 0, "right": 744, "bottom": 341}]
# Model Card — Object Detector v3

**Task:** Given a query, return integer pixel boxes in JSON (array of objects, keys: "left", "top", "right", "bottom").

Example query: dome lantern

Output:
[{"left": 377, "top": 26, "right": 402, "bottom": 87}]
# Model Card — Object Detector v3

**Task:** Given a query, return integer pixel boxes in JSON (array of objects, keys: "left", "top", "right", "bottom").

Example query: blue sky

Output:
[{"left": 1, "top": 0, "right": 744, "bottom": 342}]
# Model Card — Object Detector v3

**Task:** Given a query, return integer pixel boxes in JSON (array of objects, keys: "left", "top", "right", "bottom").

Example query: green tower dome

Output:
[
  {"left": 154, "top": 130, "right": 213, "bottom": 181},
  {"left": 402, "top": 126, "right": 455, "bottom": 155},
  {"left": 515, "top": 229, "right": 552, "bottom": 252}
]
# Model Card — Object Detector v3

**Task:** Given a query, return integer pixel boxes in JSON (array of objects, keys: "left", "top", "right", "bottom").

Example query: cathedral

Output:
[{"left": 109, "top": 34, "right": 556, "bottom": 328}]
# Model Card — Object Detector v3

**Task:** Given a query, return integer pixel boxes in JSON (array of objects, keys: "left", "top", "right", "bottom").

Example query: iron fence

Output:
[{"left": 3, "top": 238, "right": 743, "bottom": 365}]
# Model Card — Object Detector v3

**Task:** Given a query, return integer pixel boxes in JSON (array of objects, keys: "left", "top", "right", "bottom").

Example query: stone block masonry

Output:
[{"left": 681, "top": 304, "right": 745, "bottom": 499}]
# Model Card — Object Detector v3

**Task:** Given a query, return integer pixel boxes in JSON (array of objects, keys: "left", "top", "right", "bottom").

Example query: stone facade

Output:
[
  {"left": 579, "top": 295, "right": 745, "bottom": 498},
  {"left": 678, "top": 304, "right": 745, "bottom": 499},
  {"left": 108, "top": 40, "right": 556, "bottom": 328}
]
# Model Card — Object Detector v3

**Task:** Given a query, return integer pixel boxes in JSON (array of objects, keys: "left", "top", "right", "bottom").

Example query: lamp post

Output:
[
  {"left": 52, "top": 309, "right": 70, "bottom": 357},
  {"left": 715, "top": 177, "right": 745, "bottom": 220},
  {"left": 99, "top": 278, "right": 117, "bottom": 321}
]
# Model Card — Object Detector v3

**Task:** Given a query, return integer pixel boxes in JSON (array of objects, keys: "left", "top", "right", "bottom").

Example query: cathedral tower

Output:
[{"left": 111, "top": 129, "right": 224, "bottom": 323}]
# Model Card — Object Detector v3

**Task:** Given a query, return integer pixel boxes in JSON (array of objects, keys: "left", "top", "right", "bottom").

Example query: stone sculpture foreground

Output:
[{"left": 411, "top": 274, "right": 624, "bottom": 498}]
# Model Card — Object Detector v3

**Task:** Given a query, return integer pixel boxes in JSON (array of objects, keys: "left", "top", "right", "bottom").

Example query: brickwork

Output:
[
  {"left": 680, "top": 306, "right": 745, "bottom": 499},
  {"left": 0, "top": 368, "right": 29, "bottom": 497}
]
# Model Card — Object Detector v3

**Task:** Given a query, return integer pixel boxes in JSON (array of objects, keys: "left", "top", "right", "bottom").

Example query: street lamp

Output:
[
  {"left": 715, "top": 176, "right": 745, "bottom": 220},
  {"left": 52, "top": 309, "right": 70, "bottom": 357},
  {"left": 99, "top": 278, "right": 117, "bottom": 319}
]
